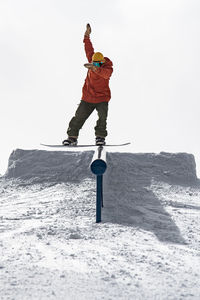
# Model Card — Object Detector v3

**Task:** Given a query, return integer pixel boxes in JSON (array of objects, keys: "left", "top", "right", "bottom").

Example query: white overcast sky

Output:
[{"left": 0, "top": 0, "right": 200, "bottom": 175}]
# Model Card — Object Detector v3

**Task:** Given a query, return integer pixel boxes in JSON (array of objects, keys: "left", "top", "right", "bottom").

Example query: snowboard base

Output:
[{"left": 40, "top": 142, "right": 131, "bottom": 148}]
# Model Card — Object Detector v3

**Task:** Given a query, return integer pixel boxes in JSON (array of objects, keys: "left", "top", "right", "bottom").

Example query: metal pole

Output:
[
  {"left": 90, "top": 146, "right": 107, "bottom": 223},
  {"left": 101, "top": 175, "right": 103, "bottom": 208},
  {"left": 96, "top": 175, "right": 102, "bottom": 223}
]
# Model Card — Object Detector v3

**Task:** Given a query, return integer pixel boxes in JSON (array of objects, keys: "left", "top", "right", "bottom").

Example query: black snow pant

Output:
[{"left": 67, "top": 100, "right": 108, "bottom": 138}]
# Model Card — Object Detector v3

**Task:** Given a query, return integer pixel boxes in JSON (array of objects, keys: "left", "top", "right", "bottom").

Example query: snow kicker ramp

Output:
[{"left": 3, "top": 149, "right": 199, "bottom": 243}]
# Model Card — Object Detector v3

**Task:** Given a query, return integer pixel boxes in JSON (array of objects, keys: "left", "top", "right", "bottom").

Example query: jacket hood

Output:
[{"left": 104, "top": 57, "right": 113, "bottom": 67}]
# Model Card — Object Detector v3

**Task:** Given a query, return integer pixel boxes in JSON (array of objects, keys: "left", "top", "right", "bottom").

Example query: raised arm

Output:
[{"left": 83, "top": 23, "right": 94, "bottom": 62}]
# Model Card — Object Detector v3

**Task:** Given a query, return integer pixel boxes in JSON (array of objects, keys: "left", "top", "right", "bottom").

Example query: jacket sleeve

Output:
[
  {"left": 83, "top": 35, "right": 94, "bottom": 63},
  {"left": 95, "top": 66, "right": 113, "bottom": 80}
]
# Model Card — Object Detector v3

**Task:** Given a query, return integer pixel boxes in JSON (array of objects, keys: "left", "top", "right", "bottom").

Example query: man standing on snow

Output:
[{"left": 63, "top": 23, "right": 113, "bottom": 146}]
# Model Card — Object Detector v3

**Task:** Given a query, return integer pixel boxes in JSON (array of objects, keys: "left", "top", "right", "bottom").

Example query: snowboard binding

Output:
[
  {"left": 62, "top": 137, "right": 78, "bottom": 146},
  {"left": 96, "top": 137, "right": 105, "bottom": 146}
]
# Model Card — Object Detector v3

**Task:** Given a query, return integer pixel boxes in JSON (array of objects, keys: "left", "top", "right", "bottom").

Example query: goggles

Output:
[{"left": 92, "top": 61, "right": 103, "bottom": 67}]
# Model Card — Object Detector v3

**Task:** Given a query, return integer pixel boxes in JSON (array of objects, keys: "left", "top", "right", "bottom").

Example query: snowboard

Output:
[{"left": 40, "top": 142, "right": 130, "bottom": 148}]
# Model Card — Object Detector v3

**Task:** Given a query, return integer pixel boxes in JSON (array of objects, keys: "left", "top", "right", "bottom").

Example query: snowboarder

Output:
[{"left": 63, "top": 23, "right": 113, "bottom": 146}]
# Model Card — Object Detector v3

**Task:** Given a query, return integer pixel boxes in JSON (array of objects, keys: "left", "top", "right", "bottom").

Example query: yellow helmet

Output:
[{"left": 92, "top": 52, "right": 105, "bottom": 62}]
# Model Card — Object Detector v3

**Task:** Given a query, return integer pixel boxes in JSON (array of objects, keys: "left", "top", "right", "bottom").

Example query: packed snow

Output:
[{"left": 0, "top": 148, "right": 200, "bottom": 300}]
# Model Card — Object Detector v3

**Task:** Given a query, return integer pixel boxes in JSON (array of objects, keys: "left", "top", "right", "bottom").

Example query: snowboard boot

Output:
[
  {"left": 62, "top": 137, "right": 78, "bottom": 146},
  {"left": 96, "top": 136, "right": 106, "bottom": 146}
]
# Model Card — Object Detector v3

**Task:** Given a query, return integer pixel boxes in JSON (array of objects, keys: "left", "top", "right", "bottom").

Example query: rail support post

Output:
[
  {"left": 90, "top": 146, "right": 107, "bottom": 223},
  {"left": 96, "top": 175, "right": 103, "bottom": 222}
]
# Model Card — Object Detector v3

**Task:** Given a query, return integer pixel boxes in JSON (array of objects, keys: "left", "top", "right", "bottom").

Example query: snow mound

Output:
[
  {"left": 4, "top": 149, "right": 94, "bottom": 184},
  {"left": 3, "top": 148, "right": 198, "bottom": 243},
  {"left": 106, "top": 151, "right": 197, "bottom": 186},
  {"left": 4, "top": 149, "right": 198, "bottom": 186},
  {"left": 103, "top": 152, "right": 198, "bottom": 242}
]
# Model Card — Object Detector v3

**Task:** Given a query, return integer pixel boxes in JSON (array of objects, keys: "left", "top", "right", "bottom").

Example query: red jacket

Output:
[{"left": 82, "top": 36, "right": 113, "bottom": 103}]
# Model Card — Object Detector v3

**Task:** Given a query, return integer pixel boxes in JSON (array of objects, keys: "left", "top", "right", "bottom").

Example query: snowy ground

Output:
[{"left": 0, "top": 149, "right": 200, "bottom": 300}]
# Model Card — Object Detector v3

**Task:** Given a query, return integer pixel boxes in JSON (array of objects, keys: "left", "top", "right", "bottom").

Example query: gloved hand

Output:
[
  {"left": 84, "top": 63, "right": 97, "bottom": 72},
  {"left": 85, "top": 23, "right": 91, "bottom": 37}
]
